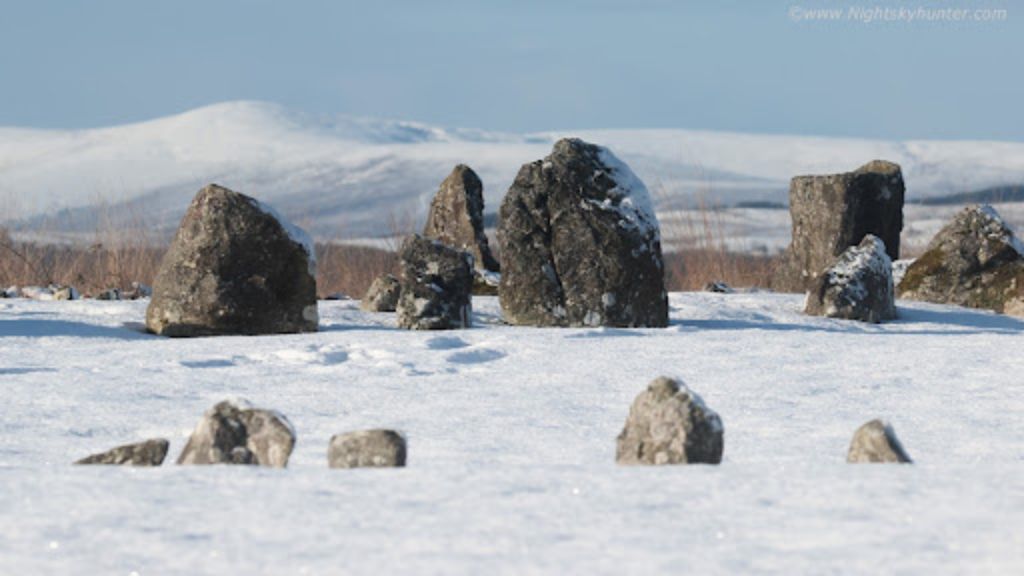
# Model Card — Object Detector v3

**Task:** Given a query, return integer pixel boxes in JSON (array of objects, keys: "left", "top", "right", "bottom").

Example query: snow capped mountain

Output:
[{"left": 3, "top": 100, "right": 1024, "bottom": 241}]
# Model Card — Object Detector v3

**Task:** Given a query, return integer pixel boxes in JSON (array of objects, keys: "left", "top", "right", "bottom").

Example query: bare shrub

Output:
[
  {"left": 652, "top": 180, "right": 778, "bottom": 291},
  {"left": 315, "top": 243, "right": 397, "bottom": 299}
]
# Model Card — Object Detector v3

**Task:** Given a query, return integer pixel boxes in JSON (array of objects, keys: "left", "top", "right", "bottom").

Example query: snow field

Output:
[{"left": 0, "top": 294, "right": 1022, "bottom": 574}]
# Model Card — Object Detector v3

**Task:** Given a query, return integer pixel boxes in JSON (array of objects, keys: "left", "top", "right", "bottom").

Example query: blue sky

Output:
[{"left": 0, "top": 0, "right": 1018, "bottom": 140}]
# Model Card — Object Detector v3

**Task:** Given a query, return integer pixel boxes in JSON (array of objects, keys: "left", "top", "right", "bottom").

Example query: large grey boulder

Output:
[
  {"left": 498, "top": 138, "right": 668, "bottom": 327},
  {"left": 146, "top": 184, "right": 318, "bottom": 336},
  {"left": 423, "top": 164, "right": 500, "bottom": 273},
  {"left": 616, "top": 376, "right": 724, "bottom": 465},
  {"left": 773, "top": 161, "right": 904, "bottom": 292},
  {"left": 177, "top": 399, "right": 296, "bottom": 468},
  {"left": 328, "top": 429, "right": 407, "bottom": 469},
  {"left": 360, "top": 273, "right": 401, "bottom": 312},
  {"left": 75, "top": 438, "right": 169, "bottom": 466},
  {"left": 805, "top": 234, "right": 897, "bottom": 323},
  {"left": 847, "top": 419, "right": 913, "bottom": 463},
  {"left": 396, "top": 234, "right": 473, "bottom": 330},
  {"left": 898, "top": 205, "right": 1024, "bottom": 316}
]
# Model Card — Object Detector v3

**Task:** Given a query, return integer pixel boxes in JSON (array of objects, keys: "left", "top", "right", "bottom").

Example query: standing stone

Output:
[
  {"left": 847, "top": 419, "right": 913, "bottom": 463},
  {"left": 616, "top": 376, "right": 724, "bottom": 465},
  {"left": 498, "top": 138, "right": 668, "bottom": 327},
  {"left": 898, "top": 205, "right": 1024, "bottom": 315},
  {"left": 805, "top": 234, "right": 897, "bottom": 323},
  {"left": 361, "top": 273, "right": 401, "bottom": 312},
  {"left": 423, "top": 165, "right": 500, "bottom": 273},
  {"left": 396, "top": 234, "right": 473, "bottom": 330},
  {"left": 773, "top": 161, "right": 905, "bottom": 292},
  {"left": 75, "top": 439, "right": 169, "bottom": 466},
  {"left": 177, "top": 399, "right": 296, "bottom": 468},
  {"left": 327, "top": 430, "right": 407, "bottom": 469},
  {"left": 146, "top": 184, "right": 318, "bottom": 336}
]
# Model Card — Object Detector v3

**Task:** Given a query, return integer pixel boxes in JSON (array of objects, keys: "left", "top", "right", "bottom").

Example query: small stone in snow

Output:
[
  {"left": 805, "top": 234, "right": 896, "bottom": 323},
  {"left": 177, "top": 399, "right": 295, "bottom": 468},
  {"left": 361, "top": 273, "right": 401, "bottom": 312},
  {"left": 328, "top": 430, "right": 406, "bottom": 468},
  {"left": 616, "top": 376, "right": 724, "bottom": 465},
  {"left": 847, "top": 419, "right": 912, "bottom": 463},
  {"left": 75, "top": 438, "right": 169, "bottom": 466}
]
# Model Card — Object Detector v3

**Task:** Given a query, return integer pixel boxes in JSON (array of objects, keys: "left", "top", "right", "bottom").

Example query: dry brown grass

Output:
[
  {"left": 314, "top": 243, "right": 397, "bottom": 298},
  {"left": 0, "top": 232, "right": 399, "bottom": 300},
  {"left": 654, "top": 181, "right": 778, "bottom": 291},
  {"left": 0, "top": 229, "right": 164, "bottom": 295},
  {"left": 1, "top": 192, "right": 776, "bottom": 298}
]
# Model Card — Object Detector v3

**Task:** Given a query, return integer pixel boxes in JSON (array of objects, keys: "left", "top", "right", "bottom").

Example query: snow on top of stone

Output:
[
  {"left": 823, "top": 235, "right": 892, "bottom": 308},
  {"left": 677, "top": 380, "right": 724, "bottom": 434},
  {"left": 595, "top": 146, "right": 661, "bottom": 241},
  {"left": 977, "top": 204, "right": 1024, "bottom": 256},
  {"left": 249, "top": 198, "right": 317, "bottom": 277}
]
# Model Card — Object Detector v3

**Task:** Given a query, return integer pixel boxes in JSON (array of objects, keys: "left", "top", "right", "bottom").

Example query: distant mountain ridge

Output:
[{"left": 3, "top": 100, "right": 1024, "bottom": 241}]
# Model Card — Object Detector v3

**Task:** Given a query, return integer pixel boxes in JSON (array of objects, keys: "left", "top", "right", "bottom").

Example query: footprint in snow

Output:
[
  {"left": 179, "top": 358, "right": 237, "bottom": 369},
  {"left": 425, "top": 336, "right": 470, "bottom": 350},
  {"left": 446, "top": 348, "right": 506, "bottom": 364}
]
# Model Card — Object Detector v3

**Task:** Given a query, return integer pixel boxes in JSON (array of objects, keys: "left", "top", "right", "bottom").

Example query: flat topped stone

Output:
[
  {"left": 773, "top": 160, "right": 904, "bottom": 293},
  {"left": 75, "top": 439, "right": 169, "bottom": 467},
  {"left": 396, "top": 234, "right": 474, "bottom": 330},
  {"left": 146, "top": 184, "right": 318, "bottom": 336},
  {"left": 328, "top": 429, "right": 407, "bottom": 468}
]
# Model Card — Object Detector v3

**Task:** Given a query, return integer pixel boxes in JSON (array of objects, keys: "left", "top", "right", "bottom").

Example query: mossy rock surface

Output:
[{"left": 898, "top": 205, "right": 1024, "bottom": 315}]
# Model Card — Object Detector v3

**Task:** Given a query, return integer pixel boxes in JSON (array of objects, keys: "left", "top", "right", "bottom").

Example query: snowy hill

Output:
[
  {"left": 1, "top": 293, "right": 1022, "bottom": 573},
  {"left": 3, "top": 101, "right": 1024, "bottom": 243}
]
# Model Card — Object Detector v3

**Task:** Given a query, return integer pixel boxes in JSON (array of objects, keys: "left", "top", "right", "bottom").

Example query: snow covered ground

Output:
[
  {"left": 1, "top": 294, "right": 1022, "bottom": 574},
  {"left": 4, "top": 101, "right": 1024, "bottom": 244}
]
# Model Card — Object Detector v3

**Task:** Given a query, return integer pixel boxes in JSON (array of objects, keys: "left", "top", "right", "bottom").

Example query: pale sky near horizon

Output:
[{"left": 0, "top": 0, "right": 1019, "bottom": 140}]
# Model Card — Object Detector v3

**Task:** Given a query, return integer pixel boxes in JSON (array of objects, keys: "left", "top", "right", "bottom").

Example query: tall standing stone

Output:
[
  {"left": 423, "top": 165, "right": 500, "bottom": 273},
  {"left": 498, "top": 138, "right": 668, "bottom": 327},
  {"left": 773, "top": 161, "right": 904, "bottom": 293},
  {"left": 898, "top": 204, "right": 1024, "bottom": 315},
  {"left": 146, "top": 184, "right": 318, "bottom": 336},
  {"left": 396, "top": 234, "right": 474, "bottom": 330}
]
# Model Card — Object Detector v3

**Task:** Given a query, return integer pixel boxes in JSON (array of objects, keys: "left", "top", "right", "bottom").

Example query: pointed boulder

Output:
[
  {"left": 847, "top": 419, "right": 913, "bottom": 463},
  {"left": 423, "top": 165, "right": 500, "bottom": 273},
  {"left": 146, "top": 184, "right": 318, "bottom": 336},
  {"left": 899, "top": 204, "right": 1024, "bottom": 315},
  {"left": 616, "top": 376, "right": 724, "bottom": 465},
  {"left": 805, "top": 234, "right": 897, "bottom": 323}
]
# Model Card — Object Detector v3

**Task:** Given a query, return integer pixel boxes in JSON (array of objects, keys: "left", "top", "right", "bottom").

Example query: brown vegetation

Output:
[
  {"left": 0, "top": 196, "right": 777, "bottom": 298},
  {"left": 0, "top": 231, "right": 775, "bottom": 298}
]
